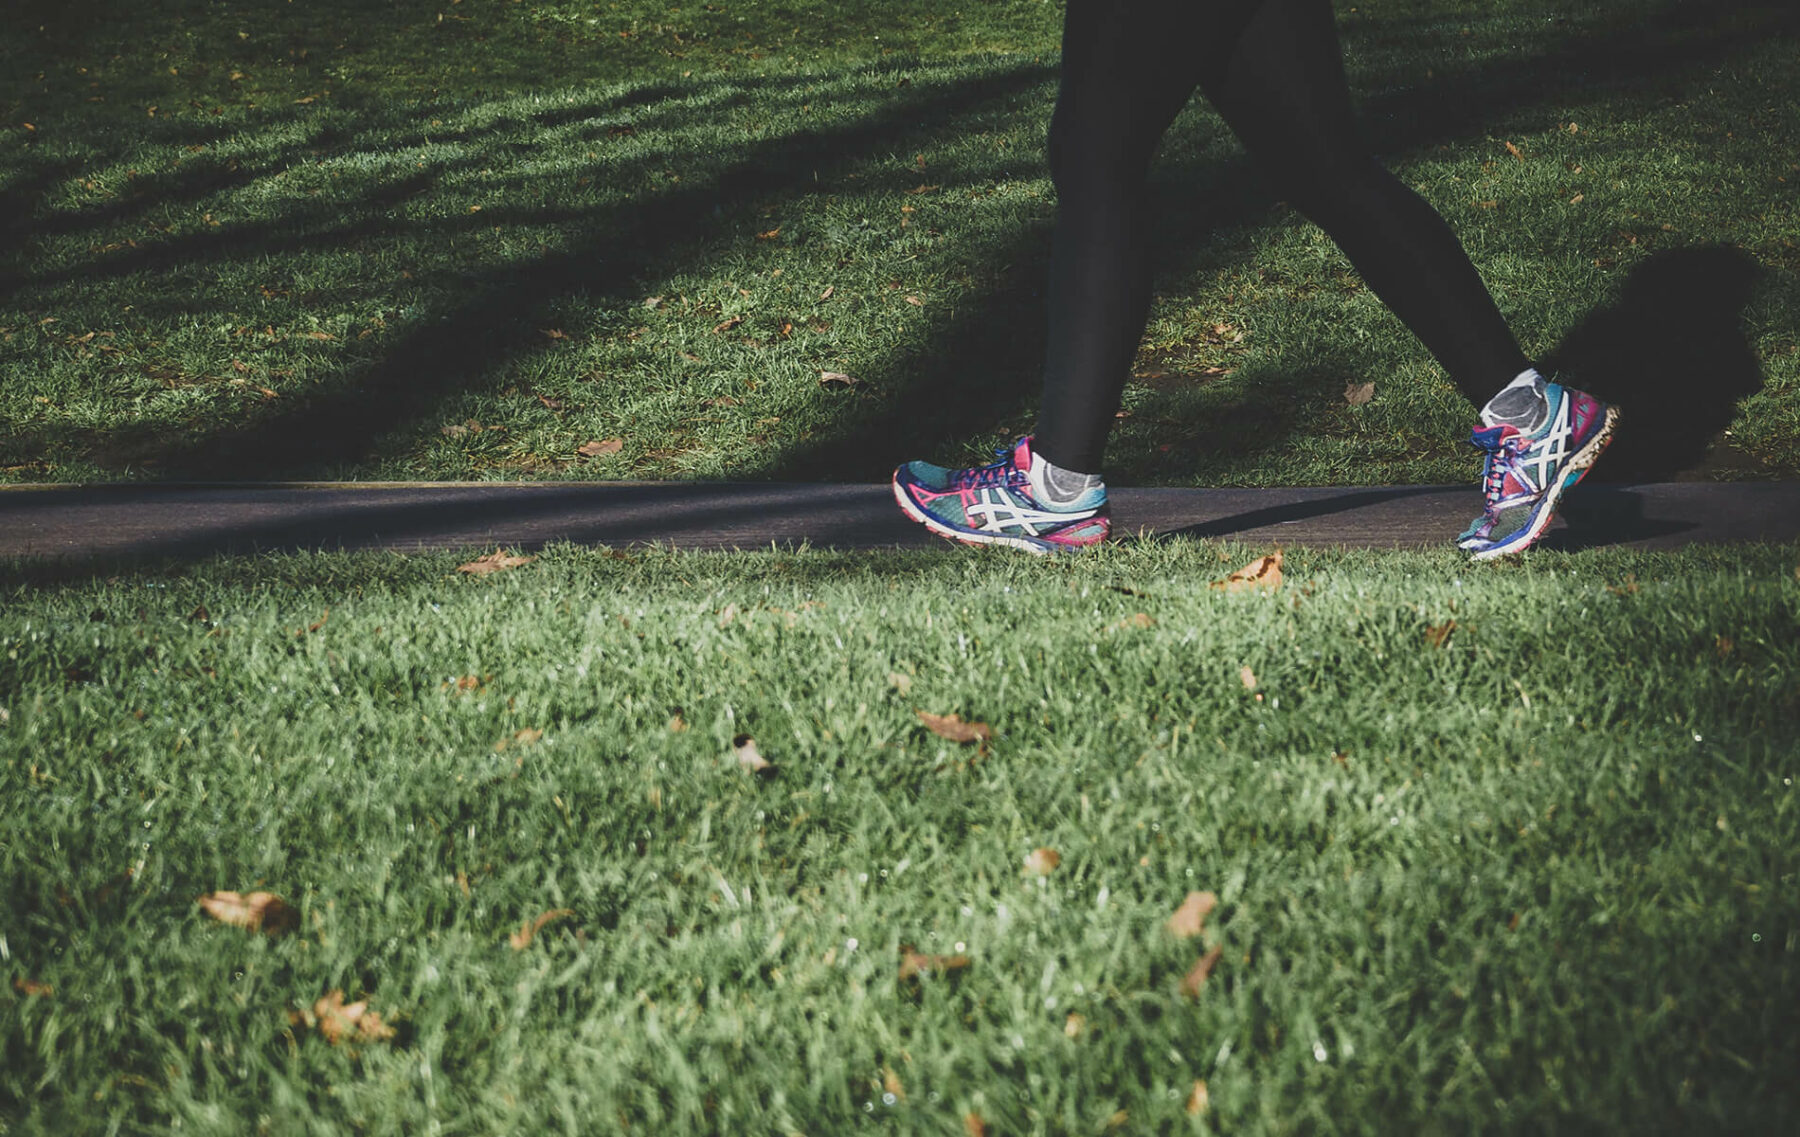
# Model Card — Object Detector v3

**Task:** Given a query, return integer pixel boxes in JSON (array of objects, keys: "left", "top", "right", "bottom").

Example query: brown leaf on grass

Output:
[
  {"left": 1504, "top": 140, "right": 1524, "bottom": 161},
  {"left": 1606, "top": 574, "right": 1640, "bottom": 596},
  {"left": 1023, "top": 847, "right": 1061, "bottom": 876},
  {"left": 13, "top": 977, "right": 53, "bottom": 998},
  {"left": 732, "top": 734, "right": 776, "bottom": 777},
  {"left": 540, "top": 327, "right": 569, "bottom": 340},
  {"left": 964, "top": 1112, "right": 987, "bottom": 1137},
  {"left": 887, "top": 671, "right": 914, "bottom": 696},
  {"left": 458, "top": 550, "right": 536, "bottom": 575},
  {"left": 305, "top": 330, "right": 334, "bottom": 340},
  {"left": 1239, "top": 666, "right": 1257, "bottom": 690},
  {"left": 819, "top": 285, "right": 835, "bottom": 301},
  {"left": 303, "top": 990, "right": 397, "bottom": 1045},
  {"left": 906, "top": 184, "right": 941, "bottom": 195},
  {"left": 1111, "top": 612, "right": 1154, "bottom": 631},
  {"left": 509, "top": 908, "right": 575, "bottom": 950},
  {"left": 713, "top": 314, "right": 744, "bottom": 334},
  {"left": 1105, "top": 1110, "right": 1131, "bottom": 1130},
  {"left": 917, "top": 710, "right": 991, "bottom": 745},
  {"left": 1063, "top": 1012, "right": 1086, "bottom": 1038},
  {"left": 883, "top": 1066, "right": 906, "bottom": 1102},
  {"left": 1478, "top": 200, "right": 1499, "bottom": 209},
  {"left": 1210, "top": 550, "right": 1283, "bottom": 593},
  {"left": 577, "top": 438, "right": 624, "bottom": 458},
  {"left": 494, "top": 728, "right": 543, "bottom": 752},
  {"left": 1715, "top": 634, "right": 1735, "bottom": 659},
  {"left": 1179, "top": 945, "right": 1224, "bottom": 998},
  {"left": 1344, "top": 381, "right": 1375, "bottom": 406},
  {"left": 668, "top": 712, "right": 689, "bottom": 732},
  {"left": 1186, "top": 1080, "right": 1210, "bottom": 1116},
  {"left": 1166, "top": 890, "right": 1218, "bottom": 939},
  {"left": 535, "top": 392, "right": 565, "bottom": 411},
  {"left": 197, "top": 891, "right": 299, "bottom": 935},
  {"left": 900, "top": 949, "right": 971, "bottom": 981},
  {"left": 755, "top": 227, "right": 781, "bottom": 240},
  {"left": 905, "top": 295, "right": 924, "bottom": 307},
  {"left": 1425, "top": 620, "right": 1457, "bottom": 649},
  {"left": 818, "top": 370, "right": 860, "bottom": 390}
]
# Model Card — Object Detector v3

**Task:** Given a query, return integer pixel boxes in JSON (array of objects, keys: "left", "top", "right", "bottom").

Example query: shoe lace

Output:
[
  {"left": 954, "top": 447, "right": 1026, "bottom": 491},
  {"left": 1475, "top": 432, "right": 1527, "bottom": 514}
]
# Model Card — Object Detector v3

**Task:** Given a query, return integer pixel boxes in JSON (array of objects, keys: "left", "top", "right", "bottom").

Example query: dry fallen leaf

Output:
[
  {"left": 1186, "top": 1079, "right": 1210, "bottom": 1116},
  {"left": 1023, "top": 847, "right": 1061, "bottom": 876},
  {"left": 509, "top": 908, "right": 575, "bottom": 950},
  {"left": 13, "top": 977, "right": 53, "bottom": 998},
  {"left": 1112, "top": 612, "right": 1154, "bottom": 631},
  {"left": 494, "top": 727, "right": 543, "bottom": 752},
  {"left": 1166, "top": 890, "right": 1218, "bottom": 939},
  {"left": 458, "top": 549, "right": 536, "bottom": 575},
  {"left": 1211, "top": 550, "right": 1283, "bottom": 593},
  {"left": 819, "top": 370, "right": 860, "bottom": 390},
  {"left": 1239, "top": 666, "right": 1257, "bottom": 691},
  {"left": 819, "top": 285, "right": 835, "bottom": 301},
  {"left": 196, "top": 890, "right": 298, "bottom": 936},
  {"left": 1063, "top": 1012, "right": 1086, "bottom": 1039},
  {"left": 733, "top": 734, "right": 775, "bottom": 776},
  {"left": 887, "top": 671, "right": 914, "bottom": 696},
  {"left": 1344, "top": 381, "right": 1375, "bottom": 406},
  {"left": 668, "top": 712, "right": 688, "bottom": 732},
  {"left": 883, "top": 1066, "right": 906, "bottom": 1102},
  {"left": 305, "top": 989, "right": 397, "bottom": 1045},
  {"left": 1504, "top": 140, "right": 1524, "bottom": 161},
  {"left": 899, "top": 949, "right": 971, "bottom": 981},
  {"left": 1425, "top": 620, "right": 1456, "bottom": 649},
  {"left": 905, "top": 295, "right": 924, "bottom": 307},
  {"left": 1179, "top": 945, "right": 1224, "bottom": 998},
  {"left": 917, "top": 710, "right": 991, "bottom": 745},
  {"left": 1105, "top": 1110, "right": 1130, "bottom": 1130},
  {"left": 577, "top": 438, "right": 624, "bottom": 458},
  {"left": 964, "top": 1112, "right": 987, "bottom": 1137},
  {"left": 713, "top": 314, "right": 744, "bottom": 334}
]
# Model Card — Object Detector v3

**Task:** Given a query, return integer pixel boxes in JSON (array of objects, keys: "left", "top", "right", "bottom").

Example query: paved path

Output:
[{"left": 2, "top": 481, "right": 1795, "bottom": 560}]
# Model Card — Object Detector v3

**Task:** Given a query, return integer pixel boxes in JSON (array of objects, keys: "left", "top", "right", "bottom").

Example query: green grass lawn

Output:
[
  {"left": 3, "top": 542, "right": 1798, "bottom": 1133},
  {"left": 2, "top": 0, "right": 1797, "bottom": 486}
]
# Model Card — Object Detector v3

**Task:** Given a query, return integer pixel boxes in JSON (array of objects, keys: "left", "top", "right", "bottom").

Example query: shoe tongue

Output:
[{"left": 1470, "top": 423, "right": 1520, "bottom": 451}]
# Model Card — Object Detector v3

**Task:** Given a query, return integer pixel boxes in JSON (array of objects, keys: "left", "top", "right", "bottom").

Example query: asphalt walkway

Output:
[{"left": 2, "top": 480, "right": 1796, "bottom": 560}]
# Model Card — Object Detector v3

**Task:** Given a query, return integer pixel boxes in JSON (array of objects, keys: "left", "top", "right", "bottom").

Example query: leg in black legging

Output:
[
  {"left": 1033, "top": 0, "right": 1529, "bottom": 476},
  {"left": 1201, "top": 0, "right": 1527, "bottom": 407}
]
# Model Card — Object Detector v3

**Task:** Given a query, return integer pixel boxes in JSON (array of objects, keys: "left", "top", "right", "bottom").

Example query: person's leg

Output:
[
  {"left": 1199, "top": 0, "right": 1616, "bottom": 557},
  {"left": 1198, "top": 0, "right": 1533, "bottom": 412},
  {"left": 1031, "top": 0, "right": 1240, "bottom": 479}
]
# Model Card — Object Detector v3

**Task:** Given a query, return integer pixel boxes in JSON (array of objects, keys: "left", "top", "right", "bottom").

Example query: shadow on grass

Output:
[
  {"left": 2, "top": 0, "right": 1793, "bottom": 492},
  {"left": 1543, "top": 245, "right": 1767, "bottom": 482}
]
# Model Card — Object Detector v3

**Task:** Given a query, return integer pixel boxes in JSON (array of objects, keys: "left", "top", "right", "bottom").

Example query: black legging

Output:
[{"left": 1033, "top": 0, "right": 1529, "bottom": 473}]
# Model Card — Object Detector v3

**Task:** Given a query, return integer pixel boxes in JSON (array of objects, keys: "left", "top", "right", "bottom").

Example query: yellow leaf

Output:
[
  {"left": 1166, "top": 890, "right": 1217, "bottom": 939},
  {"left": 509, "top": 908, "right": 575, "bottom": 950},
  {"left": 457, "top": 550, "right": 536, "bottom": 575},
  {"left": 1211, "top": 550, "right": 1283, "bottom": 593},
  {"left": 917, "top": 710, "right": 991, "bottom": 745},
  {"left": 196, "top": 890, "right": 297, "bottom": 935},
  {"left": 1186, "top": 1080, "right": 1210, "bottom": 1116}
]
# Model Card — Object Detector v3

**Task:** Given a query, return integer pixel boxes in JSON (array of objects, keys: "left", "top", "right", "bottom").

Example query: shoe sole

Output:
[
  {"left": 890, "top": 475, "right": 1098, "bottom": 556},
  {"left": 1467, "top": 404, "right": 1621, "bottom": 561}
]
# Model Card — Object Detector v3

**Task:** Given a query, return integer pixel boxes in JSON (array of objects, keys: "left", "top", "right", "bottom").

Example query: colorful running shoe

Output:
[
  {"left": 1460, "top": 381, "right": 1620, "bottom": 560},
  {"left": 892, "top": 436, "right": 1110, "bottom": 555}
]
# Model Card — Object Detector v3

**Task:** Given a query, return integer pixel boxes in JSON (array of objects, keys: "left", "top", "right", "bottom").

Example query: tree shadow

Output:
[
  {"left": 1539, "top": 245, "right": 1767, "bottom": 481},
  {"left": 3, "top": 0, "right": 1794, "bottom": 490}
]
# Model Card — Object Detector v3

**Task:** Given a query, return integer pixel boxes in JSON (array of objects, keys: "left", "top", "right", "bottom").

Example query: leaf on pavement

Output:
[
  {"left": 509, "top": 908, "right": 575, "bottom": 950},
  {"left": 1344, "top": 381, "right": 1375, "bottom": 405},
  {"left": 1166, "top": 890, "right": 1218, "bottom": 939},
  {"left": 197, "top": 890, "right": 298, "bottom": 936},
  {"left": 1210, "top": 550, "right": 1283, "bottom": 593},
  {"left": 917, "top": 710, "right": 990, "bottom": 745},
  {"left": 577, "top": 438, "right": 623, "bottom": 458},
  {"left": 458, "top": 549, "right": 536, "bottom": 575},
  {"left": 1179, "top": 945, "right": 1224, "bottom": 998},
  {"left": 1023, "top": 847, "right": 1061, "bottom": 876}
]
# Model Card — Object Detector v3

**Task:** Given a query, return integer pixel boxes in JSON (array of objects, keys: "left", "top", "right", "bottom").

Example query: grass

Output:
[
  {"left": 2, "top": 0, "right": 1797, "bottom": 485},
  {"left": 3, "top": 541, "right": 1799, "bottom": 1133}
]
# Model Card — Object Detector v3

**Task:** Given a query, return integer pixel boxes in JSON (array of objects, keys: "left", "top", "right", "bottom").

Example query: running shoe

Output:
[
  {"left": 1460, "top": 381, "right": 1620, "bottom": 560},
  {"left": 892, "top": 436, "right": 1110, "bottom": 555}
]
